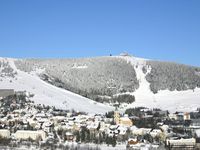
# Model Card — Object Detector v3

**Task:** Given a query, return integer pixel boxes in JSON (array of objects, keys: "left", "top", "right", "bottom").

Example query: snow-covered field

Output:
[{"left": 0, "top": 58, "right": 114, "bottom": 114}]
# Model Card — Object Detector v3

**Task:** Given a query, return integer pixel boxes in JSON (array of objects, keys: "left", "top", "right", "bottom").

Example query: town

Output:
[{"left": 0, "top": 89, "right": 200, "bottom": 150}]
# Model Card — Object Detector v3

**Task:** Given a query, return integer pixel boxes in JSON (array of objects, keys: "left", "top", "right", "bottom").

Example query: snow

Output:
[
  {"left": 1, "top": 56, "right": 200, "bottom": 113},
  {"left": 72, "top": 63, "right": 88, "bottom": 69},
  {"left": 166, "top": 138, "right": 196, "bottom": 145},
  {"left": 119, "top": 56, "right": 200, "bottom": 113},
  {"left": 195, "top": 129, "right": 200, "bottom": 137},
  {"left": 0, "top": 58, "right": 114, "bottom": 114},
  {"left": 76, "top": 143, "right": 127, "bottom": 150}
]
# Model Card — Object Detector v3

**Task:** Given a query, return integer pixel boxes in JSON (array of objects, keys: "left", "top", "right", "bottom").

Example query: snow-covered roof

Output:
[
  {"left": 130, "top": 126, "right": 138, "bottom": 131},
  {"left": 195, "top": 129, "right": 200, "bottom": 137},
  {"left": 65, "top": 132, "right": 73, "bottom": 136}
]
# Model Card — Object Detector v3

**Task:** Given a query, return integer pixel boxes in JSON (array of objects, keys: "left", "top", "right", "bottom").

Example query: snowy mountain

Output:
[
  {"left": 0, "top": 55, "right": 200, "bottom": 113},
  {"left": 0, "top": 57, "right": 113, "bottom": 114}
]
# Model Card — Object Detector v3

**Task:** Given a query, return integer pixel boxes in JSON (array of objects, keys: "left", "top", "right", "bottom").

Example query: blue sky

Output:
[{"left": 0, "top": 0, "right": 200, "bottom": 66}]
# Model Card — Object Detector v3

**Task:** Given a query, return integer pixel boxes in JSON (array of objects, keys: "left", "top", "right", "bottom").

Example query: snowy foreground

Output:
[
  {"left": 0, "top": 144, "right": 126, "bottom": 150},
  {"left": 0, "top": 143, "right": 165, "bottom": 150},
  {"left": 0, "top": 57, "right": 200, "bottom": 113}
]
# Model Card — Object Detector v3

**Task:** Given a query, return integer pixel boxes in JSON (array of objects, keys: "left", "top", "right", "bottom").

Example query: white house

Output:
[
  {"left": 0, "top": 129, "right": 10, "bottom": 138},
  {"left": 150, "top": 129, "right": 162, "bottom": 138},
  {"left": 14, "top": 130, "right": 46, "bottom": 141},
  {"left": 166, "top": 138, "right": 196, "bottom": 147},
  {"left": 131, "top": 127, "right": 151, "bottom": 136}
]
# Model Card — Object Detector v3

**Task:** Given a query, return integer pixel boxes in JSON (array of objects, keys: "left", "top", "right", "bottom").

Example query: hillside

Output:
[
  {"left": 146, "top": 61, "right": 200, "bottom": 93},
  {"left": 0, "top": 58, "right": 114, "bottom": 114},
  {"left": 15, "top": 57, "right": 139, "bottom": 103},
  {"left": 0, "top": 55, "right": 200, "bottom": 113}
]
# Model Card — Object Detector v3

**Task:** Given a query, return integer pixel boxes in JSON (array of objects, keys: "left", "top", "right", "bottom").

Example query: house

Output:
[
  {"left": 152, "top": 110, "right": 168, "bottom": 117},
  {"left": 176, "top": 112, "right": 184, "bottom": 121},
  {"left": 87, "top": 121, "right": 99, "bottom": 128},
  {"left": 169, "top": 112, "right": 191, "bottom": 121},
  {"left": 65, "top": 132, "right": 75, "bottom": 142},
  {"left": 114, "top": 111, "right": 133, "bottom": 127},
  {"left": 118, "top": 126, "right": 127, "bottom": 135},
  {"left": 195, "top": 129, "right": 200, "bottom": 148},
  {"left": 191, "top": 119, "right": 200, "bottom": 127},
  {"left": 0, "top": 129, "right": 10, "bottom": 138},
  {"left": 166, "top": 138, "right": 196, "bottom": 149},
  {"left": 120, "top": 52, "right": 130, "bottom": 57},
  {"left": 107, "top": 125, "right": 119, "bottom": 137},
  {"left": 14, "top": 130, "right": 46, "bottom": 141},
  {"left": 184, "top": 112, "right": 191, "bottom": 120},
  {"left": 119, "top": 115, "right": 133, "bottom": 127},
  {"left": 159, "top": 124, "right": 170, "bottom": 136},
  {"left": 169, "top": 113, "right": 178, "bottom": 120},
  {"left": 99, "top": 122, "right": 110, "bottom": 132},
  {"left": 131, "top": 127, "right": 151, "bottom": 136},
  {"left": 0, "top": 89, "right": 14, "bottom": 99},
  {"left": 127, "top": 138, "right": 138, "bottom": 147},
  {"left": 150, "top": 129, "right": 163, "bottom": 138},
  {"left": 131, "top": 128, "right": 144, "bottom": 136}
]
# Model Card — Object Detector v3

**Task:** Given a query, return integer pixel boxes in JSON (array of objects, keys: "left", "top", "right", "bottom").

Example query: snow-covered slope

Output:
[
  {"left": 120, "top": 56, "right": 200, "bottom": 112},
  {"left": 0, "top": 58, "right": 114, "bottom": 114},
  {"left": 1, "top": 56, "right": 200, "bottom": 113}
]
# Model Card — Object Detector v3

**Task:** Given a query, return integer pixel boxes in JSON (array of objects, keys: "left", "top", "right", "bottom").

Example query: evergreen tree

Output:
[
  {"left": 75, "top": 131, "right": 80, "bottom": 142},
  {"left": 86, "top": 129, "right": 90, "bottom": 143},
  {"left": 80, "top": 129, "right": 85, "bottom": 142},
  {"left": 111, "top": 136, "right": 117, "bottom": 147}
]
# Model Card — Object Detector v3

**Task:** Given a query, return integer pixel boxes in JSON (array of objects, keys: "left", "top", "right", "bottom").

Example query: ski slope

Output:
[
  {"left": 120, "top": 56, "right": 200, "bottom": 113},
  {"left": 1, "top": 56, "right": 200, "bottom": 113},
  {"left": 0, "top": 58, "right": 114, "bottom": 114}
]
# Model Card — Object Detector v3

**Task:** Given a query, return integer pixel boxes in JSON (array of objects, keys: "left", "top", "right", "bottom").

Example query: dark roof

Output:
[{"left": 0, "top": 89, "right": 14, "bottom": 98}]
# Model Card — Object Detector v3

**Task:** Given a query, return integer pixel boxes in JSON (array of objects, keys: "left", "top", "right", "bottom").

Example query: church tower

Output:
[{"left": 114, "top": 108, "right": 120, "bottom": 125}]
